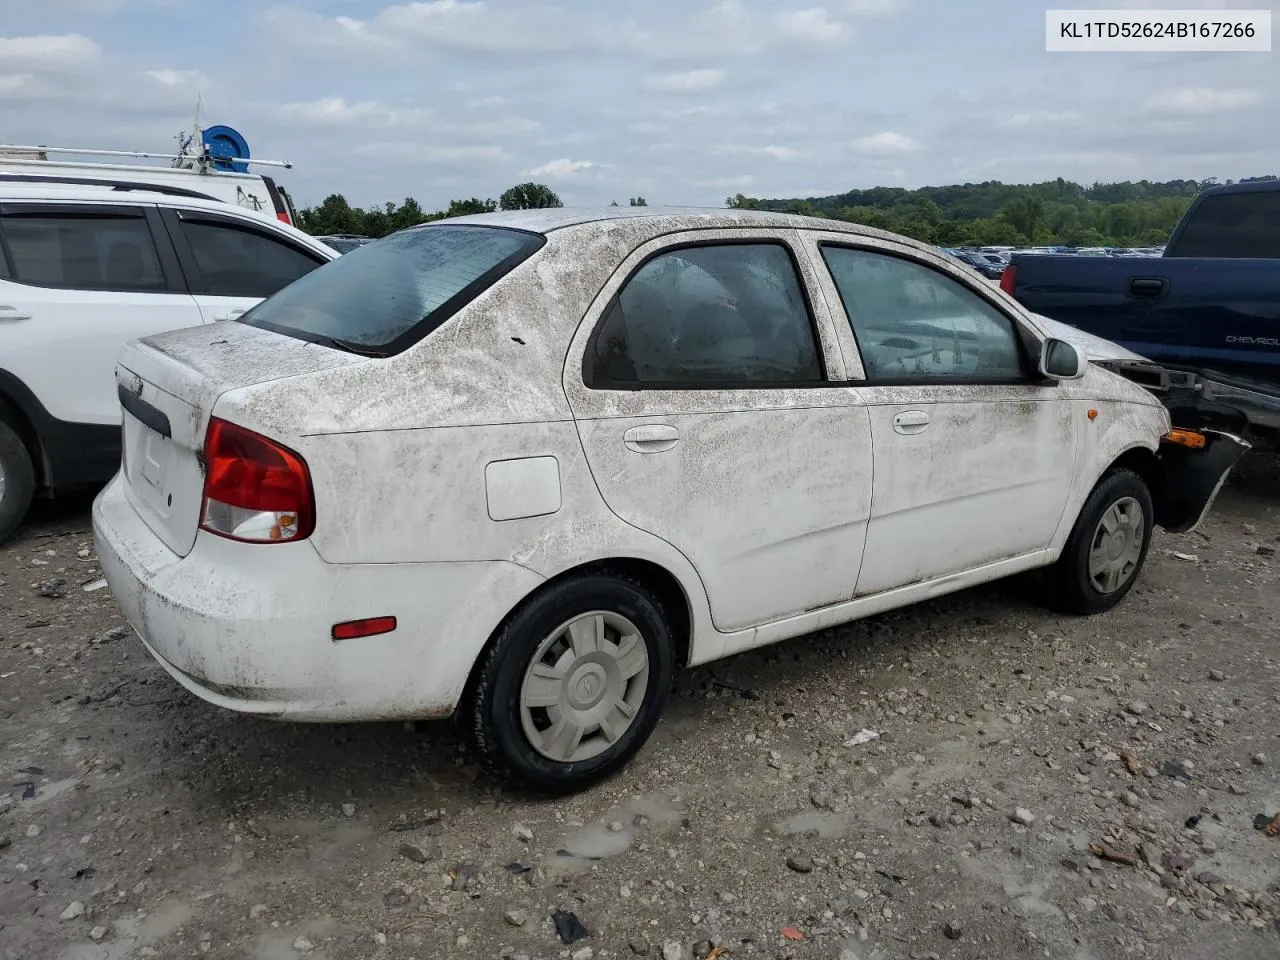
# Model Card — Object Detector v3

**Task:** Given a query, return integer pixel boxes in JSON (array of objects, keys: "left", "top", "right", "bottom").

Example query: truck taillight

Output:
[
  {"left": 199, "top": 418, "right": 314, "bottom": 543},
  {"left": 999, "top": 264, "right": 1017, "bottom": 295}
]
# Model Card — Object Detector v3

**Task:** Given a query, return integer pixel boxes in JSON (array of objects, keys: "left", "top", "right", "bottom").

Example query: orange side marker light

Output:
[
  {"left": 1087, "top": 409, "right": 1099, "bottom": 421},
  {"left": 1164, "top": 428, "right": 1207, "bottom": 449}
]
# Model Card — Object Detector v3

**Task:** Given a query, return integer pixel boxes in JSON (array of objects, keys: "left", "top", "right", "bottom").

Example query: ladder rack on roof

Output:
[{"left": 0, "top": 144, "right": 292, "bottom": 172}]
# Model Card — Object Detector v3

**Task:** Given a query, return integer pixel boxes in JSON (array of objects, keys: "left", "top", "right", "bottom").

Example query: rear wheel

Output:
[
  {"left": 0, "top": 420, "right": 35, "bottom": 545},
  {"left": 1044, "top": 468, "right": 1153, "bottom": 615},
  {"left": 465, "top": 574, "right": 675, "bottom": 793}
]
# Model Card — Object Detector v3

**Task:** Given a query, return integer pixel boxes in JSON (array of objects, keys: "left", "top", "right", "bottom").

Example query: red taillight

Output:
[
  {"left": 199, "top": 417, "right": 314, "bottom": 543},
  {"left": 999, "top": 263, "right": 1017, "bottom": 295},
  {"left": 332, "top": 617, "right": 397, "bottom": 641},
  {"left": 276, "top": 211, "right": 291, "bottom": 225}
]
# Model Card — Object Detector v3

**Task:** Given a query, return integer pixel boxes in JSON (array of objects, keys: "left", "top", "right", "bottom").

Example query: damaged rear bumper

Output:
[{"left": 1155, "top": 429, "right": 1251, "bottom": 534}]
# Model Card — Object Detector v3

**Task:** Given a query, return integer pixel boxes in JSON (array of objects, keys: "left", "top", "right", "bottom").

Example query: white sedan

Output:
[{"left": 92, "top": 208, "right": 1248, "bottom": 792}]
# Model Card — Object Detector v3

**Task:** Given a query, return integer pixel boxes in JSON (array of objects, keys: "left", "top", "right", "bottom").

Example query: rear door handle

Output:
[
  {"left": 1127, "top": 277, "right": 1168, "bottom": 299},
  {"left": 892, "top": 410, "right": 930, "bottom": 435},
  {"left": 623, "top": 424, "right": 680, "bottom": 454},
  {"left": 0, "top": 305, "right": 32, "bottom": 322}
]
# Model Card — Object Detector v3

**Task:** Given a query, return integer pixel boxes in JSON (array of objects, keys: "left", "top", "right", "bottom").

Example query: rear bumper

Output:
[{"left": 91, "top": 475, "right": 544, "bottom": 721}]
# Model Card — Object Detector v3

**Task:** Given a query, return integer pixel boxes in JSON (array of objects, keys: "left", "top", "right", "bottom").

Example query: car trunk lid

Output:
[{"left": 115, "top": 322, "right": 367, "bottom": 557}]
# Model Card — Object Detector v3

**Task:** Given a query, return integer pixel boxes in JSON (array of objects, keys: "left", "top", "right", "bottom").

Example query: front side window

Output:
[
  {"left": 821, "top": 246, "right": 1025, "bottom": 382},
  {"left": 180, "top": 217, "right": 325, "bottom": 298},
  {"left": 0, "top": 212, "right": 165, "bottom": 291},
  {"left": 239, "top": 224, "right": 544, "bottom": 353},
  {"left": 587, "top": 242, "right": 823, "bottom": 387}
]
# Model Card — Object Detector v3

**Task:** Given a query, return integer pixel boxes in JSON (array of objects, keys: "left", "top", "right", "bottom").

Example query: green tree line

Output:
[
  {"left": 296, "top": 182, "right": 564, "bottom": 237},
  {"left": 297, "top": 175, "right": 1275, "bottom": 247},
  {"left": 728, "top": 175, "right": 1276, "bottom": 247}
]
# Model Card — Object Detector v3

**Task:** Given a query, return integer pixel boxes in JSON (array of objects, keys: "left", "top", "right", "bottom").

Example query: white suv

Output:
[{"left": 0, "top": 182, "right": 336, "bottom": 541}]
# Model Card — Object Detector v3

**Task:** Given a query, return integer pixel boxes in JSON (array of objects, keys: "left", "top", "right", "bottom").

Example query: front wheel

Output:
[
  {"left": 1044, "top": 468, "right": 1154, "bottom": 615},
  {"left": 464, "top": 574, "right": 676, "bottom": 793}
]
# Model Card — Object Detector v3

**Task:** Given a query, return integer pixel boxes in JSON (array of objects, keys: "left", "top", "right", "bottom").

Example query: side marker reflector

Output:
[{"left": 332, "top": 616, "right": 398, "bottom": 641}]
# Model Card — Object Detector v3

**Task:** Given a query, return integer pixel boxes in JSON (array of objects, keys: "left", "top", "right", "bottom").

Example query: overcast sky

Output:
[{"left": 0, "top": 0, "right": 1274, "bottom": 210}]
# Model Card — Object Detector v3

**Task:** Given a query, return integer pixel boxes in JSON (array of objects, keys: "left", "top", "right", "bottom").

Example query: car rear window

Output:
[
  {"left": 238, "top": 225, "right": 545, "bottom": 354},
  {"left": 1168, "top": 190, "right": 1280, "bottom": 258}
]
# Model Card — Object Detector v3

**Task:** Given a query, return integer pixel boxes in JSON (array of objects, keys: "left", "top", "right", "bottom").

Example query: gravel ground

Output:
[{"left": 2, "top": 457, "right": 1278, "bottom": 960}]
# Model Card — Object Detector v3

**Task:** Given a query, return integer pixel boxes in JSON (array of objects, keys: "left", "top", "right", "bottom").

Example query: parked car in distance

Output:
[
  {"left": 0, "top": 181, "right": 337, "bottom": 542},
  {"left": 1001, "top": 179, "right": 1280, "bottom": 437},
  {"left": 93, "top": 208, "right": 1247, "bottom": 793},
  {"left": 948, "top": 249, "right": 1005, "bottom": 279},
  {"left": 316, "top": 235, "right": 371, "bottom": 254}
]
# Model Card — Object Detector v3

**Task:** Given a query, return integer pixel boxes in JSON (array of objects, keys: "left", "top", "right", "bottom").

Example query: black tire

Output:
[
  {"left": 464, "top": 574, "right": 676, "bottom": 794},
  {"left": 1044, "top": 468, "right": 1154, "bottom": 615},
  {"left": 0, "top": 419, "right": 35, "bottom": 545}
]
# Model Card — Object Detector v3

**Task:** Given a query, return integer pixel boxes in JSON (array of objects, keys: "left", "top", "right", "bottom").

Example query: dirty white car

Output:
[{"left": 92, "top": 209, "right": 1248, "bottom": 792}]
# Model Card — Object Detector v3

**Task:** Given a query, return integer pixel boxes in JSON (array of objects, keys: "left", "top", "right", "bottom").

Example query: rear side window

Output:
[
  {"left": 586, "top": 242, "right": 823, "bottom": 387},
  {"left": 1168, "top": 191, "right": 1280, "bottom": 258},
  {"left": 180, "top": 217, "right": 324, "bottom": 298},
  {"left": 0, "top": 212, "right": 165, "bottom": 291},
  {"left": 239, "top": 225, "right": 545, "bottom": 354}
]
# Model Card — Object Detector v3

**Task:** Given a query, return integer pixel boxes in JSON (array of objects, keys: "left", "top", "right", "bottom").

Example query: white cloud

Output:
[
  {"left": 645, "top": 69, "right": 726, "bottom": 93},
  {"left": 524, "top": 157, "right": 596, "bottom": 178},
  {"left": 842, "top": 0, "right": 907, "bottom": 14},
  {"left": 1145, "top": 87, "right": 1261, "bottom": 114},
  {"left": 716, "top": 144, "right": 802, "bottom": 161},
  {"left": 0, "top": 34, "right": 101, "bottom": 68},
  {"left": 276, "top": 97, "right": 425, "bottom": 127},
  {"left": 775, "top": 8, "right": 850, "bottom": 43},
  {"left": 0, "top": 73, "right": 33, "bottom": 95},
  {"left": 1006, "top": 110, "right": 1084, "bottom": 126},
  {"left": 697, "top": 174, "right": 756, "bottom": 188},
  {"left": 146, "top": 69, "right": 204, "bottom": 87},
  {"left": 269, "top": 1, "right": 610, "bottom": 57},
  {"left": 850, "top": 131, "right": 920, "bottom": 156},
  {"left": 466, "top": 95, "right": 507, "bottom": 110}
]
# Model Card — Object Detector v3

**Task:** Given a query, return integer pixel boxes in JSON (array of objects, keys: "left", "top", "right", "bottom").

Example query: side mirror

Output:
[{"left": 1039, "top": 338, "right": 1085, "bottom": 380}]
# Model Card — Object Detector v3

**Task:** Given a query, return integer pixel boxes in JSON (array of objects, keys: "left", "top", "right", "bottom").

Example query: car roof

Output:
[
  {"left": 431, "top": 206, "right": 917, "bottom": 246},
  {"left": 0, "top": 181, "right": 270, "bottom": 217},
  {"left": 1198, "top": 179, "right": 1280, "bottom": 198}
]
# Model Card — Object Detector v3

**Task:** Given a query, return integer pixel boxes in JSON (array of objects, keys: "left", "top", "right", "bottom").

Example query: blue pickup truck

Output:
[{"left": 1003, "top": 180, "right": 1280, "bottom": 438}]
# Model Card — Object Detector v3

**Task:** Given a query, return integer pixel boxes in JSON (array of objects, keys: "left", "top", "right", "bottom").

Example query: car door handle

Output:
[
  {"left": 213, "top": 309, "right": 247, "bottom": 322},
  {"left": 0, "top": 305, "right": 32, "bottom": 322},
  {"left": 892, "top": 410, "right": 930, "bottom": 435},
  {"left": 623, "top": 424, "right": 680, "bottom": 453},
  {"left": 1127, "top": 277, "right": 1168, "bottom": 299}
]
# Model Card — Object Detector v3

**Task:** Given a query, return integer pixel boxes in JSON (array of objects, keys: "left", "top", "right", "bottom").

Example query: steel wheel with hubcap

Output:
[
  {"left": 1046, "top": 468, "right": 1153, "bottom": 615},
  {"left": 466, "top": 574, "right": 676, "bottom": 793},
  {"left": 519, "top": 611, "right": 650, "bottom": 763},
  {"left": 1087, "top": 496, "right": 1145, "bottom": 594}
]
